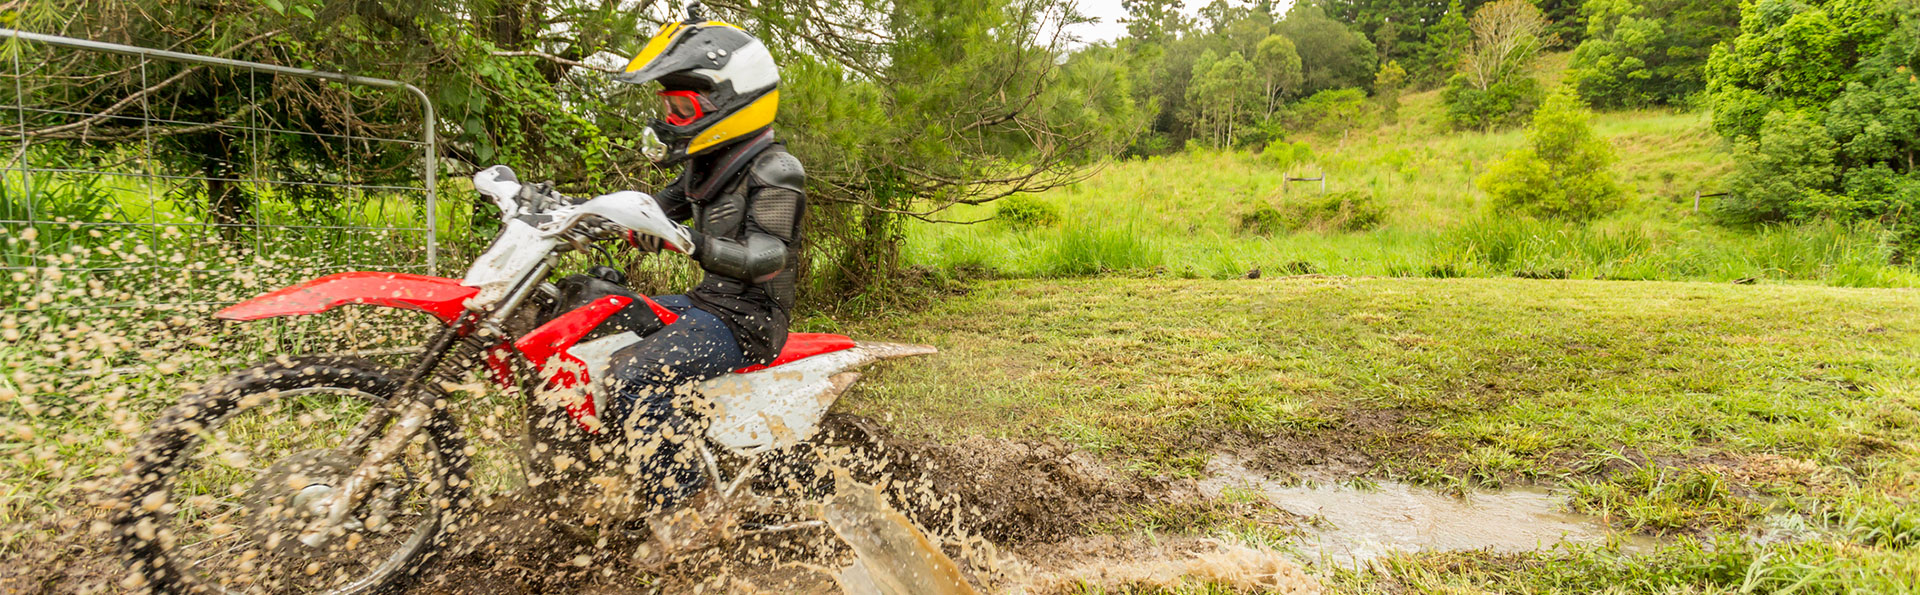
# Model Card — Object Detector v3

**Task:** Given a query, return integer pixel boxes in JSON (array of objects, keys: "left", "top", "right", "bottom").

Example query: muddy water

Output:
[
  {"left": 1202, "top": 456, "right": 1652, "bottom": 564},
  {"left": 823, "top": 469, "right": 980, "bottom": 595}
]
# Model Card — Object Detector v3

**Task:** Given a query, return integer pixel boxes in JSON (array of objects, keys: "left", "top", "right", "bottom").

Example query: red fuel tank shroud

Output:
[
  {"left": 515, "top": 294, "right": 683, "bottom": 432},
  {"left": 213, "top": 272, "right": 478, "bottom": 323}
]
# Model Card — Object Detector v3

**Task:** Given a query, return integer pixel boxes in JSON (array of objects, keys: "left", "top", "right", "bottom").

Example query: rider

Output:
[{"left": 593, "top": 3, "right": 805, "bottom": 512}]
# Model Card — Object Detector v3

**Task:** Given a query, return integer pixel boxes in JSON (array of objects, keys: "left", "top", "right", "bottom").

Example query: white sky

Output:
[
  {"left": 1063, "top": 0, "right": 1274, "bottom": 45},
  {"left": 1068, "top": 0, "right": 1135, "bottom": 44}
]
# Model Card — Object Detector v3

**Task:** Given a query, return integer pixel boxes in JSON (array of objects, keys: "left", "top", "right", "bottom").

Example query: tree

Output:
[
  {"left": 1320, "top": 0, "right": 1490, "bottom": 88},
  {"left": 1461, "top": 0, "right": 1551, "bottom": 92},
  {"left": 1253, "top": 35, "right": 1305, "bottom": 116},
  {"left": 1374, "top": 60, "right": 1409, "bottom": 122},
  {"left": 1704, "top": 0, "right": 1920, "bottom": 257},
  {"left": 1478, "top": 89, "right": 1623, "bottom": 220},
  {"left": 1275, "top": 2, "right": 1380, "bottom": 95},
  {"left": 1567, "top": 0, "right": 1741, "bottom": 108},
  {"left": 1424, "top": 0, "right": 1474, "bottom": 79},
  {"left": 1441, "top": 0, "right": 1550, "bottom": 130},
  {"left": 1718, "top": 110, "right": 1841, "bottom": 224},
  {"left": 1184, "top": 50, "right": 1262, "bottom": 147}
]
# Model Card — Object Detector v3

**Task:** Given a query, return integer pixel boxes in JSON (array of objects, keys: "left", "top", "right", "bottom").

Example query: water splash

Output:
[{"left": 821, "top": 468, "right": 980, "bottom": 595}]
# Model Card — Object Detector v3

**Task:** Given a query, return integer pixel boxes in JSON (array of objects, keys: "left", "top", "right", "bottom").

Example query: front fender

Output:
[{"left": 214, "top": 272, "right": 478, "bottom": 323}]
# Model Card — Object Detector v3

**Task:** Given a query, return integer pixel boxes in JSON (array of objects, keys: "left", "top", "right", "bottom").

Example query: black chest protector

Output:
[{"left": 675, "top": 133, "right": 806, "bottom": 363}]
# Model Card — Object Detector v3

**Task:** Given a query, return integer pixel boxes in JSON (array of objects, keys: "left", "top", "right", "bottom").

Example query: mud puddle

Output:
[{"left": 1202, "top": 456, "right": 1654, "bottom": 564}]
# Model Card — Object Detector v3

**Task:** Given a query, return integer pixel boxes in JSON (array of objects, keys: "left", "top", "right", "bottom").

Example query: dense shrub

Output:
[
  {"left": 994, "top": 195, "right": 1062, "bottom": 230},
  {"left": 1280, "top": 88, "right": 1380, "bottom": 134},
  {"left": 1260, "top": 139, "right": 1315, "bottom": 168},
  {"left": 1238, "top": 191, "right": 1386, "bottom": 235},
  {"left": 1478, "top": 90, "right": 1624, "bottom": 221},
  {"left": 1705, "top": 0, "right": 1920, "bottom": 258},
  {"left": 1567, "top": 0, "right": 1740, "bottom": 108},
  {"left": 1442, "top": 74, "right": 1545, "bottom": 131},
  {"left": 1237, "top": 205, "right": 1291, "bottom": 235}
]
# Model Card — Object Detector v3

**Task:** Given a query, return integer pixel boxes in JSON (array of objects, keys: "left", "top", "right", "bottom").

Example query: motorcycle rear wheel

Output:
[{"left": 117, "top": 356, "right": 470, "bottom": 594}]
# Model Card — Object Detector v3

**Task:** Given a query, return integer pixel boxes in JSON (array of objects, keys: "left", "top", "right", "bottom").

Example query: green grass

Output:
[{"left": 832, "top": 275, "right": 1920, "bottom": 591}]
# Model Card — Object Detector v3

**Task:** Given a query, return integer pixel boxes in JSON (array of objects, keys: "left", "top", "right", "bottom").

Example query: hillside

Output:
[{"left": 903, "top": 56, "right": 1917, "bottom": 288}]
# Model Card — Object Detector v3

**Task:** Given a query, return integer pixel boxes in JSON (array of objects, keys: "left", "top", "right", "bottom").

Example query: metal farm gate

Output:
[
  {"left": 0, "top": 28, "right": 443, "bottom": 361},
  {"left": 0, "top": 29, "right": 438, "bottom": 305}
]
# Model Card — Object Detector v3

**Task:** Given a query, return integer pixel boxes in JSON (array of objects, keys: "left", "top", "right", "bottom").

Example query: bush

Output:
[
  {"left": 994, "top": 195, "right": 1061, "bottom": 230},
  {"left": 1716, "top": 110, "right": 1840, "bottom": 225},
  {"left": 1442, "top": 73, "right": 1545, "bottom": 131},
  {"left": 1259, "top": 139, "right": 1315, "bottom": 169},
  {"left": 1478, "top": 90, "right": 1624, "bottom": 221},
  {"left": 1280, "top": 88, "right": 1379, "bottom": 135},
  {"left": 1702, "top": 0, "right": 1918, "bottom": 262},
  {"left": 1238, "top": 191, "right": 1385, "bottom": 235}
]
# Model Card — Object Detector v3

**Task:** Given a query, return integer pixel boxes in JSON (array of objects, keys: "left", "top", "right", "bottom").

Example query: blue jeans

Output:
[{"left": 604, "top": 295, "right": 749, "bottom": 511}]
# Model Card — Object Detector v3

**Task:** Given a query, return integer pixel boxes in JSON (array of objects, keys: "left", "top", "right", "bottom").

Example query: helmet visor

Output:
[{"left": 659, "top": 90, "right": 704, "bottom": 126}]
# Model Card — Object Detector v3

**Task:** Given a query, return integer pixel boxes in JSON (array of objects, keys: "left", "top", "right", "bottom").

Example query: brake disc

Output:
[{"left": 244, "top": 449, "right": 360, "bottom": 554}]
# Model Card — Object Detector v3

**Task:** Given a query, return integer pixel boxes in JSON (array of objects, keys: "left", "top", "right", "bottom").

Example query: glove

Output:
[
  {"left": 629, "top": 231, "right": 663, "bottom": 253},
  {"left": 676, "top": 229, "right": 703, "bottom": 256},
  {"left": 628, "top": 227, "right": 699, "bottom": 256}
]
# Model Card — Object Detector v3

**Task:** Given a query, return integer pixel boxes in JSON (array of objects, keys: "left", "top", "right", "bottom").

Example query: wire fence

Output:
[
  {"left": 0, "top": 29, "right": 438, "bottom": 312},
  {"left": 0, "top": 29, "right": 444, "bottom": 360}
]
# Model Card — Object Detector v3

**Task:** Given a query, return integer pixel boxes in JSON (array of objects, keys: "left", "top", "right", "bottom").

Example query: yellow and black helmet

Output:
[{"left": 618, "top": 3, "right": 780, "bottom": 164}]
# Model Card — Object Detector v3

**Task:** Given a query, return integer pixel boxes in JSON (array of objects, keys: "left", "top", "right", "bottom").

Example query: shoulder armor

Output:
[{"left": 749, "top": 150, "right": 806, "bottom": 193}]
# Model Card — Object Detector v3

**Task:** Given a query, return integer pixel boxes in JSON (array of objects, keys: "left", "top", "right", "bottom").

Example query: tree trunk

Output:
[{"left": 197, "top": 132, "right": 249, "bottom": 241}]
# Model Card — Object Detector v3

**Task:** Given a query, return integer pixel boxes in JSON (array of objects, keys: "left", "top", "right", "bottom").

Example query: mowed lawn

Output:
[{"left": 828, "top": 276, "right": 1920, "bottom": 590}]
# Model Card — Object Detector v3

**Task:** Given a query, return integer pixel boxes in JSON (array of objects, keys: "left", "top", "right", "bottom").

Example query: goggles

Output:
[{"left": 658, "top": 90, "right": 705, "bottom": 126}]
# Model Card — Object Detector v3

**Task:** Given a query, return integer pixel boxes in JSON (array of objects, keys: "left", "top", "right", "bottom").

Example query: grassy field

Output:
[
  {"left": 826, "top": 275, "right": 1920, "bottom": 592},
  {"left": 904, "top": 58, "right": 1919, "bottom": 289}
]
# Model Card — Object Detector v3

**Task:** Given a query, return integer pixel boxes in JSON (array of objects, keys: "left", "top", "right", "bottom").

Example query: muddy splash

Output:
[{"left": 1201, "top": 455, "right": 1651, "bottom": 564}]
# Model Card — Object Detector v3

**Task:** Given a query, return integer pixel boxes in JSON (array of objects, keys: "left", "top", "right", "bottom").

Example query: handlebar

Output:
[{"left": 470, "top": 165, "right": 691, "bottom": 252}]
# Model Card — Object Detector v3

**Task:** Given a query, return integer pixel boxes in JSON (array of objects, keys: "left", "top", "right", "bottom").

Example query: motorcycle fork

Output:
[{"left": 301, "top": 261, "right": 552, "bottom": 547}]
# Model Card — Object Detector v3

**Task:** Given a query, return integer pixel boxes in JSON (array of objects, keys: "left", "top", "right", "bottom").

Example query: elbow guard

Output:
[{"left": 698, "top": 233, "right": 787, "bottom": 282}]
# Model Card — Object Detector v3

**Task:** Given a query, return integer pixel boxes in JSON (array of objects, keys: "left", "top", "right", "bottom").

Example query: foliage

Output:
[
  {"left": 1705, "top": 0, "right": 1920, "bottom": 259},
  {"left": 1184, "top": 50, "right": 1263, "bottom": 148},
  {"left": 1461, "top": 0, "right": 1552, "bottom": 92},
  {"left": 1240, "top": 191, "right": 1385, "bottom": 234},
  {"left": 1478, "top": 90, "right": 1623, "bottom": 220},
  {"left": 1567, "top": 0, "right": 1740, "bottom": 108},
  {"left": 1260, "top": 139, "right": 1315, "bottom": 169},
  {"left": 7, "top": 0, "right": 1140, "bottom": 303},
  {"left": 1442, "top": 73, "right": 1545, "bottom": 131},
  {"left": 1441, "top": 0, "right": 1551, "bottom": 130},
  {"left": 994, "top": 195, "right": 1061, "bottom": 230},
  {"left": 1424, "top": 0, "right": 1476, "bottom": 84},
  {"left": 1323, "top": 0, "right": 1480, "bottom": 88},
  {"left": 1274, "top": 2, "right": 1381, "bottom": 95},
  {"left": 1374, "top": 59, "right": 1408, "bottom": 121},
  {"left": 1280, "top": 88, "right": 1381, "bottom": 135},
  {"left": 1252, "top": 34, "right": 1304, "bottom": 116},
  {"left": 1717, "top": 110, "right": 1842, "bottom": 225}
]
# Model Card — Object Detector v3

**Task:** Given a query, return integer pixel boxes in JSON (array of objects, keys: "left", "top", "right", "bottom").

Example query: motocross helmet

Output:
[{"left": 618, "top": 2, "right": 780, "bottom": 164}]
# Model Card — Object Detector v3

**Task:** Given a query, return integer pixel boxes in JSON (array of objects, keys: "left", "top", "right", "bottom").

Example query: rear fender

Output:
[{"left": 214, "top": 272, "right": 478, "bottom": 323}]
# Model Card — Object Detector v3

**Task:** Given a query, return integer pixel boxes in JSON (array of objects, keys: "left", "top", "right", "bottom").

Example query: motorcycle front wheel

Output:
[{"left": 117, "top": 356, "right": 470, "bottom": 594}]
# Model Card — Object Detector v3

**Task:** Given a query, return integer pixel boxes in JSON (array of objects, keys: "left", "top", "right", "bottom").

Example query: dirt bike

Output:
[{"left": 115, "top": 165, "right": 934, "bottom": 594}]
